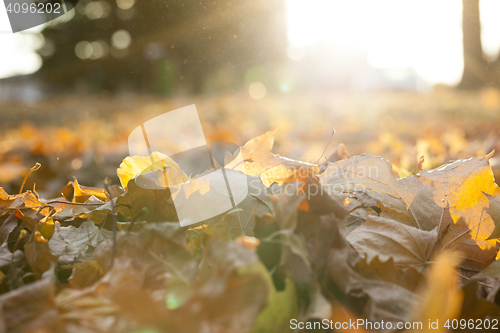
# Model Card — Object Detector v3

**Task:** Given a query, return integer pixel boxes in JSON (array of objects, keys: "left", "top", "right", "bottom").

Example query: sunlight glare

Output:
[
  {"left": 480, "top": 0, "right": 500, "bottom": 60},
  {"left": 286, "top": 0, "right": 465, "bottom": 85}
]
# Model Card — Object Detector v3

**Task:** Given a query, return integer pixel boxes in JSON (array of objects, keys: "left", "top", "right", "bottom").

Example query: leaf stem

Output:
[
  {"left": 315, "top": 129, "right": 336, "bottom": 165},
  {"left": 19, "top": 162, "right": 41, "bottom": 194}
]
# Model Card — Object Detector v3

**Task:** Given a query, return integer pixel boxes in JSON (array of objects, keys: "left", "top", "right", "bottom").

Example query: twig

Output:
[
  {"left": 315, "top": 129, "right": 336, "bottom": 165},
  {"left": 45, "top": 200, "right": 103, "bottom": 206},
  {"left": 454, "top": 270, "right": 494, "bottom": 289}
]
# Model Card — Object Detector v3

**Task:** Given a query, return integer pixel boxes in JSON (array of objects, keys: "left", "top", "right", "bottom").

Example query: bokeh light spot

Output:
[
  {"left": 111, "top": 30, "right": 132, "bottom": 50},
  {"left": 249, "top": 82, "right": 266, "bottom": 99}
]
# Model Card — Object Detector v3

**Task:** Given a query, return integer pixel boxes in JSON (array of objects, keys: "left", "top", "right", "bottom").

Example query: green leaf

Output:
[{"left": 245, "top": 263, "right": 298, "bottom": 333}]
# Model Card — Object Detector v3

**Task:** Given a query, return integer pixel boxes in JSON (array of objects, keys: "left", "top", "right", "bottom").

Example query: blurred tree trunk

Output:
[{"left": 459, "top": 0, "right": 490, "bottom": 89}]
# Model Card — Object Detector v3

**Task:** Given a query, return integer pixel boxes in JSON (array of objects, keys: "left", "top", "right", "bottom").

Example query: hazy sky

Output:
[
  {"left": 287, "top": 0, "right": 500, "bottom": 85},
  {"left": 1, "top": 0, "right": 500, "bottom": 85}
]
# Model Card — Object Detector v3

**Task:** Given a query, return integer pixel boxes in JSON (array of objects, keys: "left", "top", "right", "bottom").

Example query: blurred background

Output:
[{"left": 1, "top": 0, "right": 500, "bottom": 197}]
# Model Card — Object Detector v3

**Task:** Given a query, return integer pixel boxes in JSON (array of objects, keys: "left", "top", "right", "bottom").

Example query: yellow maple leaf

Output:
[
  {"left": 117, "top": 151, "right": 188, "bottom": 188},
  {"left": 226, "top": 129, "right": 317, "bottom": 187}
]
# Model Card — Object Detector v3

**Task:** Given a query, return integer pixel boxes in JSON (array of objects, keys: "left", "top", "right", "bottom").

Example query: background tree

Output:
[
  {"left": 460, "top": 0, "right": 486, "bottom": 88},
  {"left": 36, "top": 0, "right": 286, "bottom": 95},
  {"left": 459, "top": 0, "right": 500, "bottom": 89}
]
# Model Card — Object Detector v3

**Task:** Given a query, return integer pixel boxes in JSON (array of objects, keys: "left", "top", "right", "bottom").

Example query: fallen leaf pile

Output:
[
  {"left": 2, "top": 129, "right": 500, "bottom": 332},
  {"left": 2, "top": 89, "right": 500, "bottom": 198}
]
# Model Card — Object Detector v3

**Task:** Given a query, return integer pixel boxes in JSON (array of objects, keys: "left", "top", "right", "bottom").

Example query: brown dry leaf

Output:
[
  {"left": 52, "top": 194, "right": 109, "bottom": 223},
  {"left": 115, "top": 177, "right": 178, "bottom": 222},
  {"left": 410, "top": 252, "right": 463, "bottom": 333},
  {"left": 56, "top": 287, "right": 123, "bottom": 333},
  {"left": 90, "top": 176, "right": 178, "bottom": 225},
  {"left": 270, "top": 181, "right": 307, "bottom": 231},
  {"left": 56, "top": 224, "right": 269, "bottom": 333},
  {"left": 320, "top": 154, "right": 445, "bottom": 229},
  {"left": 117, "top": 151, "right": 188, "bottom": 188},
  {"left": 354, "top": 255, "right": 425, "bottom": 292},
  {"left": 267, "top": 176, "right": 349, "bottom": 289},
  {"left": 347, "top": 216, "right": 439, "bottom": 273},
  {"left": 0, "top": 210, "right": 23, "bottom": 248},
  {"left": 0, "top": 278, "right": 61, "bottom": 333},
  {"left": 0, "top": 242, "right": 23, "bottom": 272},
  {"left": 48, "top": 221, "right": 113, "bottom": 261},
  {"left": 320, "top": 153, "right": 500, "bottom": 271},
  {"left": 321, "top": 214, "right": 419, "bottom": 323},
  {"left": 271, "top": 177, "right": 418, "bottom": 322},
  {"left": 55, "top": 223, "right": 193, "bottom": 332},
  {"left": 100, "top": 222, "right": 195, "bottom": 280},
  {"left": 169, "top": 234, "right": 269, "bottom": 333},
  {"left": 24, "top": 231, "right": 58, "bottom": 279},
  {"left": 68, "top": 260, "right": 104, "bottom": 288}
]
